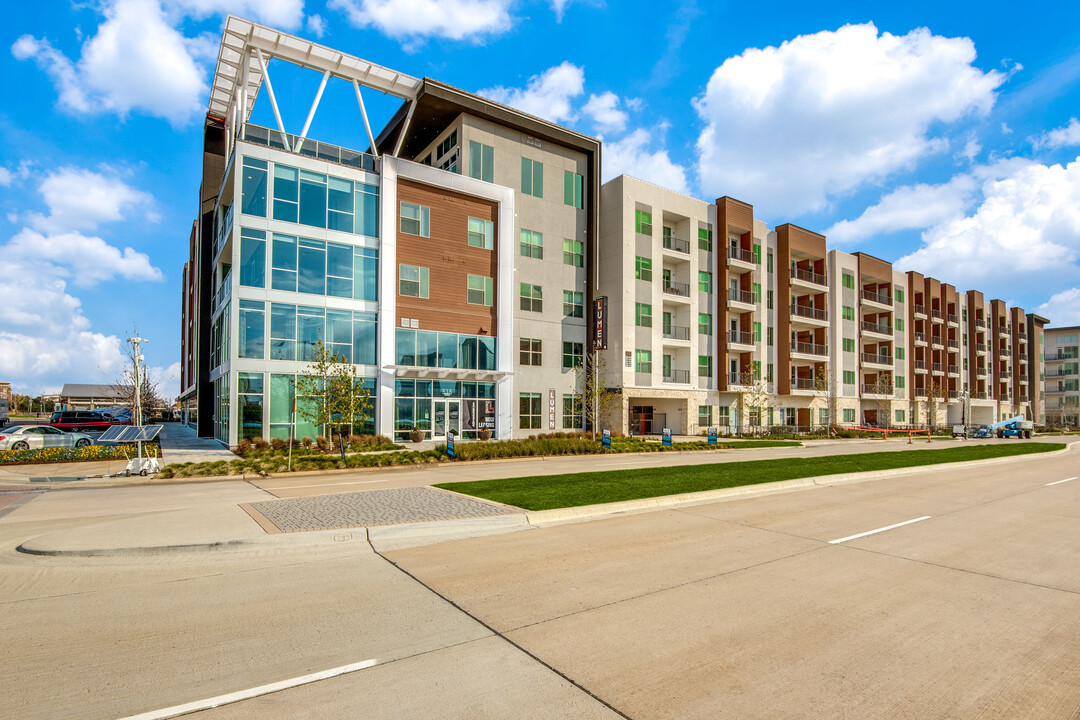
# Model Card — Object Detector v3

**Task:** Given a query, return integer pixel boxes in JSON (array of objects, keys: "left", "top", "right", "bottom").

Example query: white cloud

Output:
[
  {"left": 958, "top": 137, "right": 981, "bottom": 163},
  {"left": 582, "top": 92, "right": 628, "bottom": 133},
  {"left": 7, "top": 228, "right": 163, "bottom": 287},
  {"left": 28, "top": 167, "right": 155, "bottom": 233},
  {"left": 1033, "top": 118, "right": 1080, "bottom": 150},
  {"left": 479, "top": 61, "right": 584, "bottom": 124},
  {"left": 825, "top": 175, "right": 978, "bottom": 243},
  {"left": 12, "top": 0, "right": 209, "bottom": 126},
  {"left": 551, "top": 0, "right": 571, "bottom": 21},
  {"left": 328, "top": 0, "right": 512, "bottom": 42},
  {"left": 306, "top": 13, "right": 327, "bottom": 38},
  {"left": 896, "top": 156, "right": 1080, "bottom": 289},
  {"left": 694, "top": 23, "right": 1005, "bottom": 216},
  {"left": 1036, "top": 288, "right": 1080, "bottom": 326},
  {"left": 602, "top": 129, "right": 690, "bottom": 196},
  {"left": 148, "top": 361, "right": 182, "bottom": 404},
  {"left": 167, "top": 0, "right": 306, "bottom": 29},
  {"left": 0, "top": 168, "right": 12, "bottom": 187}
]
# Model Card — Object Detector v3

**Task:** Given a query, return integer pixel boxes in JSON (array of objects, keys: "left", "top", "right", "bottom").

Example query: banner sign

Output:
[
  {"left": 602, "top": 428, "right": 611, "bottom": 450},
  {"left": 548, "top": 388, "right": 556, "bottom": 430},
  {"left": 708, "top": 427, "right": 717, "bottom": 445},
  {"left": 446, "top": 430, "right": 455, "bottom": 458},
  {"left": 593, "top": 296, "right": 608, "bottom": 350},
  {"left": 662, "top": 427, "right": 672, "bottom": 447}
]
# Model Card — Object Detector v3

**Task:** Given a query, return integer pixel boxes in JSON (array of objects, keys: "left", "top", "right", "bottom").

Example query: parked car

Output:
[
  {"left": 49, "top": 410, "right": 130, "bottom": 432},
  {"left": 0, "top": 425, "right": 94, "bottom": 450}
]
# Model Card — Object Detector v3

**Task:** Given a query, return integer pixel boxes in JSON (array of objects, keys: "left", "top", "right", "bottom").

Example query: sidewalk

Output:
[{"left": 156, "top": 422, "right": 237, "bottom": 465}]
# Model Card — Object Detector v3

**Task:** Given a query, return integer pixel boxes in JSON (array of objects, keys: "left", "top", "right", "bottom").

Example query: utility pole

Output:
[{"left": 129, "top": 335, "right": 148, "bottom": 465}]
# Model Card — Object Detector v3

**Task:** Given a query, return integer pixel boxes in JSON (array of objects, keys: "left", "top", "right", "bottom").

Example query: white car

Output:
[{"left": 0, "top": 425, "right": 94, "bottom": 451}]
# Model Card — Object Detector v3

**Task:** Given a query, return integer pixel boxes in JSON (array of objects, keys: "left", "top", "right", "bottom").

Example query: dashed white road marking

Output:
[
  {"left": 1046, "top": 476, "right": 1077, "bottom": 486},
  {"left": 117, "top": 658, "right": 378, "bottom": 720},
  {"left": 829, "top": 516, "right": 932, "bottom": 544}
]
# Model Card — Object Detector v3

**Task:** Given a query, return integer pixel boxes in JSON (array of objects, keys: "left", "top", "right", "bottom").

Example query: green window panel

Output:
[
  {"left": 520, "top": 229, "right": 544, "bottom": 258},
  {"left": 563, "top": 238, "right": 584, "bottom": 267},
  {"left": 635, "top": 209, "right": 653, "bottom": 235},
  {"left": 635, "top": 303, "right": 652, "bottom": 327},
  {"left": 563, "top": 170, "right": 584, "bottom": 209},
  {"left": 843, "top": 338, "right": 855, "bottom": 352},
  {"left": 521, "top": 158, "right": 543, "bottom": 198},
  {"left": 466, "top": 275, "right": 493, "bottom": 306},
  {"left": 842, "top": 272, "right": 855, "bottom": 290},
  {"left": 698, "top": 271, "right": 713, "bottom": 293},
  {"left": 635, "top": 350, "right": 652, "bottom": 373},
  {"left": 843, "top": 371, "right": 856, "bottom": 385},
  {"left": 469, "top": 141, "right": 494, "bottom": 183},
  {"left": 698, "top": 313, "right": 712, "bottom": 335},
  {"left": 635, "top": 256, "right": 652, "bottom": 281},
  {"left": 399, "top": 264, "right": 429, "bottom": 299},
  {"left": 842, "top": 306, "right": 855, "bottom": 321}
]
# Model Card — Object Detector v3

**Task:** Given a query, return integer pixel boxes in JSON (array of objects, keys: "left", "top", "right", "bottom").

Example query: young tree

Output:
[
  {"left": 925, "top": 379, "right": 946, "bottom": 430},
  {"left": 871, "top": 374, "right": 895, "bottom": 427},
  {"left": 110, "top": 336, "right": 164, "bottom": 423},
  {"left": 734, "top": 365, "right": 774, "bottom": 436},
  {"left": 295, "top": 337, "right": 371, "bottom": 452},
  {"left": 811, "top": 364, "right": 837, "bottom": 431},
  {"left": 577, "top": 351, "right": 620, "bottom": 439}
]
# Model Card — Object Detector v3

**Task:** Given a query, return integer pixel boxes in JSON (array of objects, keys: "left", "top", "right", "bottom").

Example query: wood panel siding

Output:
[
  {"left": 396, "top": 179, "right": 499, "bottom": 336},
  {"left": 715, "top": 197, "right": 754, "bottom": 390}
]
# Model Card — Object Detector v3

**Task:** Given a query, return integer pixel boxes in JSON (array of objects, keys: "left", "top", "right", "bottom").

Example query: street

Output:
[{"left": 1, "top": 443, "right": 1077, "bottom": 718}]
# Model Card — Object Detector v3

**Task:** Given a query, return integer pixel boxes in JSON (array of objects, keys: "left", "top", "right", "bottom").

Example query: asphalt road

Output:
[{"left": 1, "top": 442, "right": 1077, "bottom": 718}]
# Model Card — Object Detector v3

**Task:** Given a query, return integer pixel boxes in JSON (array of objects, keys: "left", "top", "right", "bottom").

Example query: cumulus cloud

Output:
[
  {"left": 6, "top": 229, "right": 163, "bottom": 287},
  {"left": 148, "top": 361, "right": 182, "bottom": 404},
  {"left": 27, "top": 167, "right": 155, "bottom": 234},
  {"left": 1032, "top": 118, "right": 1080, "bottom": 150},
  {"left": 896, "top": 156, "right": 1080, "bottom": 289},
  {"left": 0, "top": 168, "right": 12, "bottom": 187},
  {"left": 1036, "top": 288, "right": 1080, "bottom": 326},
  {"left": 329, "top": 0, "right": 512, "bottom": 42},
  {"left": 551, "top": 0, "right": 571, "bottom": 21},
  {"left": 602, "top": 129, "right": 691, "bottom": 196},
  {"left": 168, "top": 0, "right": 306, "bottom": 28},
  {"left": 825, "top": 175, "right": 978, "bottom": 243},
  {"left": 12, "top": 0, "right": 209, "bottom": 126},
  {"left": 306, "top": 13, "right": 327, "bottom": 38},
  {"left": 479, "top": 62, "right": 585, "bottom": 124},
  {"left": 694, "top": 23, "right": 1006, "bottom": 216},
  {"left": 582, "top": 91, "right": 628, "bottom": 133}
]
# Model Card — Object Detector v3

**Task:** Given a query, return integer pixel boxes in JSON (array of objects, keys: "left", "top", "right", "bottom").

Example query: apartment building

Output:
[
  {"left": 1044, "top": 326, "right": 1080, "bottom": 426},
  {"left": 179, "top": 17, "right": 599, "bottom": 446}
]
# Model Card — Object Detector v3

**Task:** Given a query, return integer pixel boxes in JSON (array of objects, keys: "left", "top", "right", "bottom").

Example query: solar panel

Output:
[
  {"left": 97, "top": 425, "right": 130, "bottom": 442},
  {"left": 98, "top": 425, "right": 162, "bottom": 443},
  {"left": 131, "top": 425, "right": 162, "bottom": 442}
]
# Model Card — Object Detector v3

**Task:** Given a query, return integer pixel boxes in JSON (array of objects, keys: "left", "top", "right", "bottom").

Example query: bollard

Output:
[{"left": 908, "top": 432, "right": 912, "bottom": 444}]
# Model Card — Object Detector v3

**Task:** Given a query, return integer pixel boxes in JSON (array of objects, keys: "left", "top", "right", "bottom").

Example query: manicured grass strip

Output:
[{"left": 437, "top": 442, "right": 1065, "bottom": 511}]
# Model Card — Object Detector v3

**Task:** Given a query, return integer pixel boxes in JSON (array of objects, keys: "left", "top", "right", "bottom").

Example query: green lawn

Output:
[{"left": 437, "top": 442, "right": 1065, "bottom": 511}]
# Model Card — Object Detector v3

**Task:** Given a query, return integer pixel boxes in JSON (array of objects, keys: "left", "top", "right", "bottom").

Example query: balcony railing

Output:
[
  {"left": 863, "top": 383, "right": 893, "bottom": 396},
  {"left": 728, "top": 246, "right": 754, "bottom": 264},
  {"left": 663, "top": 369, "right": 690, "bottom": 384},
  {"left": 662, "top": 325, "right": 690, "bottom": 341},
  {"left": 794, "top": 341, "right": 828, "bottom": 356},
  {"left": 948, "top": 390, "right": 960, "bottom": 399},
  {"left": 913, "top": 304, "right": 927, "bottom": 316},
  {"left": 791, "top": 377, "right": 815, "bottom": 390},
  {"left": 975, "top": 319, "right": 987, "bottom": 329},
  {"left": 976, "top": 367, "right": 987, "bottom": 377},
  {"left": 1000, "top": 347, "right": 1011, "bottom": 356},
  {"left": 728, "top": 371, "right": 746, "bottom": 386},
  {"left": 214, "top": 269, "right": 232, "bottom": 312},
  {"left": 931, "top": 335, "right": 943, "bottom": 345},
  {"left": 862, "top": 290, "right": 891, "bottom": 305},
  {"left": 663, "top": 280, "right": 690, "bottom": 297},
  {"left": 1044, "top": 352, "right": 1077, "bottom": 361},
  {"left": 791, "top": 304, "right": 827, "bottom": 321},
  {"left": 998, "top": 326, "right": 1009, "bottom": 336},
  {"left": 729, "top": 330, "right": 754, "bottom": 346},
  {"left": 947, "top": 313, "right": 958, "bottom": 325},
  {"left": 973, "top": 391, "right": 989, "bottom": 399},
  {"left": 931, "top": 309, "right": 943, "bottom": 321},
  {"left": 663, "top": 235, "right": 690, "bottom": 254},
  {"left": 728, "top": 288, "right": 755, "bottom": 304},
  {"left": 791, "top": 266, "right": 827, "bottom": 286},
  {"left": 242, "top": 123, "right": 377, "bottom": 172},
  {"left": 948, "top": 365, "right": 959, "bottom": 374},
  {"left": 214, "top": 203, "right": 234, "bottom": 259},
  {"left": 914, "top": 360, "right": 927, "bottom": 371},
  {"left": 976, "top": 343, "right": 987, "bottom": 353},
  {"left": 947, "top": 339, "right": 959, "bottom": 349},
  {"left": 932, "top": 362, "right": 943, "bottom": 374},
  {"left": 914, "top": 332, "right": 927, "bottom": 344},
  {"left": 862, "top": 353, "right": 892, "bottom": 365},
  {"left": 861, "top": 321, "right": 892, "bottom": 335},
  {"left": 1018, "top": 331, "right": 1028, "bottom": 341}
]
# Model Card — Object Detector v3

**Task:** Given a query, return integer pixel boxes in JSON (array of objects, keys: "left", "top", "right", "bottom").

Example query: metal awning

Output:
[{"left": 385, "top": 365, "right": 509, "bottom": 382}]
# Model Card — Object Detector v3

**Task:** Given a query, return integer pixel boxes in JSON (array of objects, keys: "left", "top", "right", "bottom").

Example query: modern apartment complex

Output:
[
  {"left": 180, "top": 18, "right": 1055, "bottom": 446},
  {"left": 1043, "top": 326, "right": 1080, "bottom": 426}
]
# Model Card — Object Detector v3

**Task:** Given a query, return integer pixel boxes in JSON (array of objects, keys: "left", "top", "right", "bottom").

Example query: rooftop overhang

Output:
[{"left": 208, "top": 15, "right": 421, "bottom": 123}]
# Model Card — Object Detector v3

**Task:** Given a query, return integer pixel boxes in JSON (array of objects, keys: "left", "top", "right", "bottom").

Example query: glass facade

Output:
[
  {"left": 394, "top": 379, "right": 496, "bottom": 441},
  {"left": 395, "top": 328, "right": 496, "bottom": 370},
  {"left": 267, "top": 232, "right": 377, "bottom": 301},
  {"left": 266, "top": 304, "right": 376, "bottom": 364}
]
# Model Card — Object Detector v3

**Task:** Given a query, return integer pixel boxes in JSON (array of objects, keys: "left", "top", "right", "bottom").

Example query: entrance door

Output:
[{"left": 433, "top": 400, "right": 461, "bottom": 440}]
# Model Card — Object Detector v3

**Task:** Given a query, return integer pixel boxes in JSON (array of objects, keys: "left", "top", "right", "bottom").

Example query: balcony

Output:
[
  {"left": 948, "top": 364, "right": 959, "bottom": 375},
  {"left": 948, "top": 313, "right": 958, "bottom": 326},
  {"left": 973, "top": 391, "right": 989, "bottom": 400},
  {"left": 727, "top": 288, "right": 755, "bottom": 307},
  {"left": 791, "top": 377, "right": 815, "bottom": 390},
  {"left": 791, "top": 266, "right": 827, "bottom": 287},
  {"left": 914, "top": 360, "right": 927, "bottom": 373},
  {"left": 793, "top": 341, "right": 828, "bottom": 356},
  {"left": 1046, "top": 386, "right": 1066, "bottom": 394},
  {"left": 861, "top": 321, "right": 892, "bottom": 337},
  {"left": 998, "top": 326, "right": 1009, "bottom": 338},
  {"left": 728, "top": 246, "right": 754, "bottom": 265},
  {"left": 663, "top": 369, "right": 690, "bottom": 384},
  {"left": 663, "top": 280, "right": 690, "bottom": 298},
  {"left": 1000, "top": 347, "right": 1011, "bottom": 357},
  {"left": 948, "top": 390, "right": 960, "bottom": 399},
  {"left": 913, "top": 304, "right": 927, "bottom": 318},
  {"left": 976, "top": 367, "right": 987, "bottom": 377},
  {"left": 1018, "top": 331, "right": 1028, "bottom": 341},
  {"left": 862, "top": 383, "right": 894, "bottom": 396},
  {"left": 947, "top": 338, "right": 959, "bottom": 350},
  {"left": 1044, "top": 352, "right": 1075, "bottom": 362},
  {"left": 662, "top": 325, "right": 690, "bottom": 341},
  {"left": 791, "top": 304, "right": 827, "bottom": 322},
  {"left": 242, "top": 123, "right": 377, "bottom": 172},
  {"left": 214, "top": 268, "right": 232, "bottom": 312},
  {"left": 931, "top": 309, "right": 943, "bottom": 323},
  {"left": 932, "top": 362, "right": 944, "bottom": 375},
  {"left": 914, "top": 388, "right": 927, "bottom": 399},
  {"left": 662, "top": 235, "right": 690, "bottom": 254},
  {"left": 914, "top": 332, "right": 927, "bottom": 346},
  {"left": 975, "top": 318, "right": 987, "bottom": 330},
  {"left": 931, "top": 335, "right": 943, "bottom": 348},
  {"left": 728, "top": 330, "right": 755, "bottom": 347},
  {"left": 976, "top": 343, "right": 988, "bottom": 354},
  {"left": 862, "top": 289, "right": 891, "bottom": 306}
]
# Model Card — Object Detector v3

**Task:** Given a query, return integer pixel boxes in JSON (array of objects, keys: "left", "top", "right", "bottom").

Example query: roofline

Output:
[
  {"left": 1045, "top": 324, "right": 1080, "bottom": 331},
  {"left": 775, "top": 222, "right": 825, "bottom": 240}
]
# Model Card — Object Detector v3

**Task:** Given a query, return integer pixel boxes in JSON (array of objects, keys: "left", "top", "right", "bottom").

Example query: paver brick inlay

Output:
[{"left": 249, "top": 486, "right": 518, "bottom": 532}]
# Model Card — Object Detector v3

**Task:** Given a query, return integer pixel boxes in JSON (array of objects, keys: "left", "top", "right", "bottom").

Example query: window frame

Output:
[
  {"left": 399, "top": 264, "right": 429, "bottom": 299},
  {"left": 399, "top": 201, "right": 430, "bottom": 237}
]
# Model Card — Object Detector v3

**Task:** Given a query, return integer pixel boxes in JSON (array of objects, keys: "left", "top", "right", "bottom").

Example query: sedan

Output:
[{"left": 0, "top": 425, "right": 94, "bottom": 450}]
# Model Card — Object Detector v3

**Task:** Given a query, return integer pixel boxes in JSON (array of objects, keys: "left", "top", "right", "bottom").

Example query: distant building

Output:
[
  {"left": 0, "top": 382, "right": 11, "bottom": 405},
  {"left": 1043, "top": 326, "right": 1079, "bottom": 426},
  {"left": 59, "top": 384, "right": 127, "bottom": 410}
]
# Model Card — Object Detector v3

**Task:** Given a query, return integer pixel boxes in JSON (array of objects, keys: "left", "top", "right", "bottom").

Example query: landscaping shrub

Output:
[{"left": 0, "top": 444, "right": 158, "bottom": 466}]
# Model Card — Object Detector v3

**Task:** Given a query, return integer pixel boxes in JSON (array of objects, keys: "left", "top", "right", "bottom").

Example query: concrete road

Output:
[{"left": 1, "top": 444, "right": 1077, "bottom": 718}]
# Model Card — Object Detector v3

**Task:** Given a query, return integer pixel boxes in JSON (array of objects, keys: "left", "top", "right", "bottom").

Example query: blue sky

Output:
[{"left": 2, "top": 0, "right": 1080, "bottom": 399}]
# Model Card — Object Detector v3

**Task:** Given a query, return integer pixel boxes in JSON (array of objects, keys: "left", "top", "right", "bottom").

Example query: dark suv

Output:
[{"left": 49, "top": 411, "right": 131, "bottom": 432}]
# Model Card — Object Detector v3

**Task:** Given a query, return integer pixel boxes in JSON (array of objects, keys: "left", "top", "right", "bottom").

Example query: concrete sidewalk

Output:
[{"left": 156, "top": 422, "right": 237, "bottom": 465}]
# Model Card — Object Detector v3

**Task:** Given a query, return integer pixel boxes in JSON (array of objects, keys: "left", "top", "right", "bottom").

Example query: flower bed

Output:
[{"left": 0, "top": 444, "right": 158, "bottom": 466}]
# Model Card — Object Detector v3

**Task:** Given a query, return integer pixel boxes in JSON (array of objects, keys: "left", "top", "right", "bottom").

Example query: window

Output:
[
  {"left": 520, "top": 283, "right": 542, "bottom": 312},
  {"left": 521, "top": 158, "right": 543, "bottom": 198},
  {"left": 563, "top": 290, "right": 584, "bottom": 318},
  {"left": 635, "top": 350, "right": 652, "bottom": 373},
  {"left": 751, "top": 361, "right": 761, "bottom": 381},
  {"left": 895, "top": 409, "right": 906, "bottom": 423},
  {"left": 400, "top": 201, "right": 430, "bottom": 237},
  {"left": 467, "top": 217, "right": 494, "bottom": 249},
  {"left": 635, "top": 256, "right": 652, "bottom": 280},
  {"left": 896, "top": 318, "right": 905, "bottom": 332},
  {"left": 635, "top": 303, "right": 652, "bottom": 327},
  {"left": 519, "top": 393, "right": 542, "bottom": 429},
  {"left": 842, "top": 305, "right": 855, "bottom": 321},
  {"left": 767, "top": 363, "right": 774, "bottom": 382},
  {"left": 241, "top": 157, "right": 267, "bottom": 217},
  {"left": 519, "top": 338, "right": 542, "bottom": 366},
  {"left": 843, "top": 408, "right": 856, "bottom": 423},
  {"left": 635, "top": 209, "right": 652, "bottom": 235},
  {"left": 270, "top": 304, "right": 296, "bottom": 360},
  {"left": 520, "top": 229, "right": 543, "bottom": 258},
  {"left": 752, "top": 282, "right": 761, "bottom": 303},
  {"left": 767, "top": 290, "right": 774, "bottom": 310},
  {"left": 698, "top": 404, "right": 713, "bottom": 427},
  {"left": 698, "top": 313, "right": 712, "bottom": 335},
  {"left": 436, "top": 130, "right": 457, "bottom": 160},
  {"left": 469, "top": 141, "right": 494, "bottom": 182},
  {"left": 239, "top": 228, "right": 266, "bottom": 287},
  {"left": 895, "top": 376, "right": 905, "bottom": 388},
  {"left": 354, "top": 183, "right": 379, "bottom": 237},
  {"left": 400, "top": 264, "right": 429, "bottom": 298},
  {"left": 895, "top": 288, "right": 904, "bottom": 303},
  {"left": 753, "top": 322, "right": 762, "bottom": 342},
  {"left": 752, "top": 244, "right": 761, "bottom": 264},
  {"left": 819, "top": 408, "right": 829, "bottom": 425},
  {"left": 239, "top": 300, "right": 264, "bottom": 359},
  {"left": 298, "top": 238, "right": 326, "bottom": 295},
  {"left": 273, "top": 164, "right": 298, "bottom": 222},
  {"left": 895, "top": 347, "right": 905, "bottom": 360},
  {"left": 698, "top": 227, "right": 713, "bottom": 252},
  {"left": 717, "top": 406, "right": 730, "bottom": 427},
  {"left": 563, "top": 238, "right": 584, "bottom": 267},
  {"left": 843, "top": 337, "right": 855, "bottom": 352},
  {"left": 843, "top": 370, "right": 856, "bottom": 385},
  {"left": 395, "top": 329, "right": 494, "bottom": 370},
  {"left": 271, "top": 234, "right": 298, "bottom": 291},
  {"left": 699, "top": 355, "right": 712, "bottom": 378},
  {"left": 767, "top": 252, "right": 773, "bottom": 273},
  {"left": 296, "top": 170, "right": 328, "bottom": 228},
  {"left": 237, "top": 372, "right": 264, "bottom": 440},
  {"left": 564, "top": 170, "right": 583, "bottom": 209},
  {"left": 467, "top": 275, "right": 493, "bottom": 306},
  {"left": 767, "top": 327, "right": 774, "bottom": 346},
  {"left": 562, "top": 394, "right": 583, "bottom": 429},
  {"left": 698, "top": 271, "right": 713, "bottom": 294},
  {"left": 562, "top": 342, "right": 583, "bottom": 369},
  {"left": 842, "top": 272, "right": 855, "bottom": 290}
]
